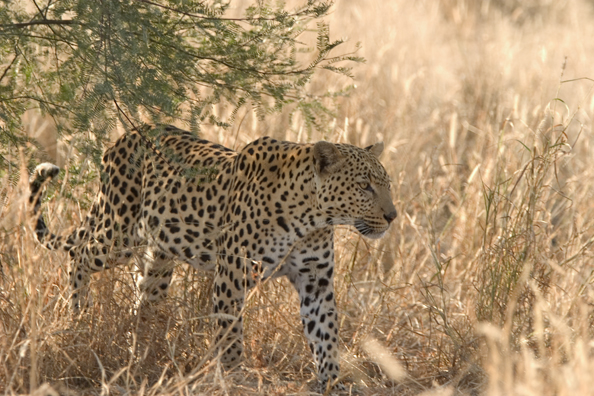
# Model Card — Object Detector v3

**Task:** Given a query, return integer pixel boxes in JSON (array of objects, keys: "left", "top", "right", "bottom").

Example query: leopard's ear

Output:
[
  {"left": 365, "top": 142, "right": 384, "bottom": 158},
  {"left": 314, "top": 141, "right": 345, "bottom": 176}
]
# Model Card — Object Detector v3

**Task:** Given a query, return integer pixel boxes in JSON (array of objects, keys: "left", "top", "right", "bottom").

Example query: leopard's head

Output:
[{"left": 313, "top": 141, "right": 397, "bottom": 239}]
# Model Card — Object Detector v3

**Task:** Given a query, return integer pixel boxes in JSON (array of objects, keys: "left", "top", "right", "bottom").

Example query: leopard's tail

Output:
[{"left": 29, "top": 163, "right": 70, "bottom": 250}]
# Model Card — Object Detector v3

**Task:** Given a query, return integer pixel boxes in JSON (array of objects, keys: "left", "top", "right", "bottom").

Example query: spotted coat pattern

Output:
[{"left": 29, "top": 124, "right": 397, "bottom": 390}]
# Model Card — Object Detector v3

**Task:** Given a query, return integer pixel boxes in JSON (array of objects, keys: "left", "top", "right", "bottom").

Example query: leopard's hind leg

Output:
[
  {"left": 68, "top": 236, "right": 136, "bottom": 313},
  {"left": 136, "top": 245, "right": 175, "bottom": 306}
]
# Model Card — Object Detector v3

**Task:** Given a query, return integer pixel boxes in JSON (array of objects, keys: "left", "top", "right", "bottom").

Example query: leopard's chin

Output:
[{"left": 354, "top": 219, "right": 389, "bottom": 239}]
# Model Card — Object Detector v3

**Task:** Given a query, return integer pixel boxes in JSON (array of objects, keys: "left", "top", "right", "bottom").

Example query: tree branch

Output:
[
  {"left": 1, "top": 20, "right": 77, "bottom": 29},
  {"left": 0, "top": 52, "right": 19, "bottom": 84},
  {"left": 131, "top": 0, "right": 314, "bottom": 22}
]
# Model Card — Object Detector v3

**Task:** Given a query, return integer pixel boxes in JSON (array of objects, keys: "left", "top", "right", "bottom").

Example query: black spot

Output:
[
  {"left": 159, "top": 230, "right": 169, "bottom": 242},
  {"left": 148, "top": 216, "right": 159, "bottom": 227},
  {"left": 276, "top": 217, "right": 290, "bottom": 232}
]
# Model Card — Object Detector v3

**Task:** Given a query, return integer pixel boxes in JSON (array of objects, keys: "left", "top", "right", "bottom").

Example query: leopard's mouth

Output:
[{"left": 354, "top": 219, "right": 389, "bottom": 240}]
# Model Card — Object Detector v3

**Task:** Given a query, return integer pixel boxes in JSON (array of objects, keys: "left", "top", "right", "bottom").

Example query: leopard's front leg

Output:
[
  {"left": 288, "top": 228, "right": 342, "bottom": 391},
  {"left": 212, "top": 253, "right": 249, "bottom": 368}
]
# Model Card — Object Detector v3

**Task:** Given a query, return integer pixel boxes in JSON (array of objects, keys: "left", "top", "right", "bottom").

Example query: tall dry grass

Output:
[{"left": 2, "top": 0, "right": 594, "bottom": 394}]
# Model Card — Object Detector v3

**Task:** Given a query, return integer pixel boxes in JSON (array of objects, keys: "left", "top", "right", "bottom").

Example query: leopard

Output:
[{"left": 29, "top": 124, "right": 397, "bottom": 390}]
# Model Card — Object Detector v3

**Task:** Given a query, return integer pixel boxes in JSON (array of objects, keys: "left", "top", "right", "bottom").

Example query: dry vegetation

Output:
[{"left": 3, "top": 0, "right": 594, "bottom": 394}]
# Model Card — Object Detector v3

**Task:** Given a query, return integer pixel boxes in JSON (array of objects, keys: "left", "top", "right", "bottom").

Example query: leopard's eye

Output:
[{"left": 359, "top": 182, "right": 373, "bottom": 192}]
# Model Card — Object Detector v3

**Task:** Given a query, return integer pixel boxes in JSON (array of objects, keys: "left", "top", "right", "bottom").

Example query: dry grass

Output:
[{"left": 3, "top": 0, "right": 594, "bottom": 394}]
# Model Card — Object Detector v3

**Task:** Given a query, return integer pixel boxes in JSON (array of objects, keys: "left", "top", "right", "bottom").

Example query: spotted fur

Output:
[{"left": 30, "top": 124, "right": 397, "bottom": 389}]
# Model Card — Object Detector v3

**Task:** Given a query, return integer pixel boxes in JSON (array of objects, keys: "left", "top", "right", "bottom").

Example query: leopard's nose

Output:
[{"left": 384, "top": 210, "right": 397, "bottom": 224}]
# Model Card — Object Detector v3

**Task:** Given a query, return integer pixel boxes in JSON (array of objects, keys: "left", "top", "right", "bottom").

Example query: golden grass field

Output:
[{"left": 2, "top": 0, "right": 594, "bottom": 394}]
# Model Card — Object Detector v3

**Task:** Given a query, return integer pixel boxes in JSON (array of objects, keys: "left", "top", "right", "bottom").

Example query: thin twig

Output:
[{"left": 112, "top": 99, "right": 181, "bottom": 172}]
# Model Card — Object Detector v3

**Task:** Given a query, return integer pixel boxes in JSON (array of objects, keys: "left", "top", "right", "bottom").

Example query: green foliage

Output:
[{"left": 0, "top": 0, "right": 360, "bottom": 169}]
